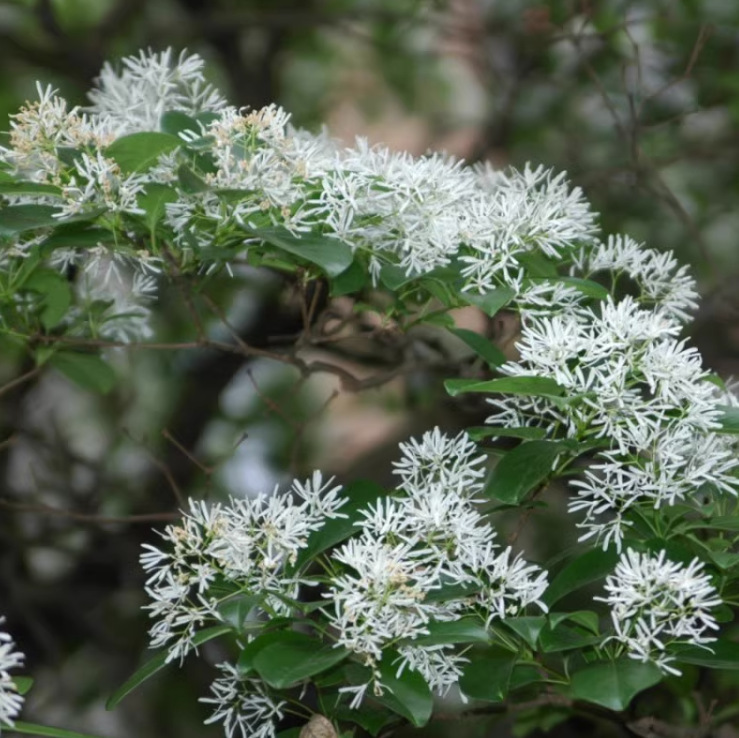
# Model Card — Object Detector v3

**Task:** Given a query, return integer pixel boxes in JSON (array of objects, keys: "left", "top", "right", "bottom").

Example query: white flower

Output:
[
  {"left": 72, "top": 246, "right": 157, "bottom": 343},
  {"left": 463, "top": 543, "right": 549, "bottom": 626},
  {"left": 201, "top": 662, "right": 285, "bottom": 738},
  {"left": 596, "top": 549, "right": 721, "bottom": 674},
  {"left": 0, "top": 618, "right": 25, "bottom": 729},
  {"left": 1, "top": 83, "right": 115, "bottom": 181},
  {"left": 395, "top": 644, "right": 468, "bottom": 697},
  {"left": 459, "top": 164, "right": 597, "bottom": 293},
  {"left": 327, "top": 535, "right": 443, "bottom": 661},
  {"left": 326, "top": 428, "right": 547, "bottom": 706},
  {"left": 574, "top": 234, "right": 699, "bottom": 322},
  {"left": 57, "top": 151, "right": 146, "bottom": 218},
  {"left": 393, "top": 427, "right": 487, "bottom": 496},
  {"left": 313, "top": 140, "right": 479, "bottom": 278},
  {"left": 87, "top": 48, "right": 227, "bottom": 134},
  {"left": 141, "top": 475, "right": 345, "bottom": 662}
]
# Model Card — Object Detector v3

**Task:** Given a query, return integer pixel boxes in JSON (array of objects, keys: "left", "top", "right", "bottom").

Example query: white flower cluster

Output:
[
  {"left": 1, "top": 48, "right": 597, "bottom": 342},
  {"left": 140, "top": 471, "right": 344, "bottom": 737},
  {"left": 0, "top": 618, "right": 24, "bottom": 729},
  {"left": 597, "top": 549, "right": 721, "bottom": 675},
  {"left": 328, "top": 428, "right": 548, "bottom": 704},
  {"left": 140, "top": 471, "right": 345, "bottom": 664},
  {"left": 87, "top": 47, "right": 228, "bottom": 135},
  {"left": 200, "top": 663, "right": 285, "bottom": 738},
  {"left": 487, "top": 234, "right": 739, "bottom": 549},
  {"left": 164, "top": 100, "right": 596, "bottom": 284}
]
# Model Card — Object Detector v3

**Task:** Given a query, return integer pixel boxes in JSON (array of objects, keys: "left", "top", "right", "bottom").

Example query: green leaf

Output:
[
  {"left": 13, "top": 676, "right": 34, "bottom": 695},
  {"left": 160, "top": 111, "right": 202, "bottom": 137},
  {"left": 503, "top": 616, "right": 547, "bottom": 649},
  {"left": 411, "top": 618, "right": 489, "bottom": 646},
  {"left": 24, "top": 269, "right": 72, "bottom": 329},
  {"left": 673, "top": 639, "right": 739, "bottom": 669},
  {"left": 459, "top": 649, "right": 516, "bottom": 702},
  {"left": 484, "top": 441, "right": 563, "bottom": 503},
  {"left": 177, "top": 164, "right": 210, "bottom": 193},
  {"left": 331, "top": 260, "right": 367, "bottom": 296},
  {"left": 138, "top": 183, "right": 178, "bottom": 231},
  {"left": 460, "top": 286, "right": 515, "bottom": 316},
  {"left": 549, "top": 610, "right": 599, "bottom": 635},
  {"left": 379, "top": 264, "right": 415, "bottom": 290},
  {"left": 253, "top": 633, "right": 349, "bottom": 688},
  {"left": 553, "top": 276, "right": 609, "bottom": 300},
  {"left": 276, "top": 730, "right": 302, "bottom": 738},
  {"left": 217, "top": 593, "right": 264, "bottom": 630},
  {"left": 516, "top": 252, "right": 558, "bottom": 278},
  {"left": 10, "top": 721, "right": 108, "bottom": 738},
  {"left": 237, "top": 630, "right": 308, "bottom": 676},
  {"left": 543, "top": 548, "right": 619, "bottom": 607},
  {"left": 423, "top": 580, "right": 479, "bottom": 603},
  {"left": 106, "top": 625, "right": 230, "bottom": 709},
  {"left": 467, "top": 425, "right": 548, "bottom": 441},
  {"left": 49, "top": 352, "right": 116, "bottom": 394},
  {"left": 701, "top": 516, "right": 739, "bottom": 532},
  {"left": 0, "top": 181, "right": 61, "bottom": 197},
  {"left": 448, "top": 328, "right": 506, "bottom": 367},
  {"left": 569, "top": 659, "right": 662, "bottom": 711},
  {"left": 106, "top": 132, "right": 181, "bottom": 172},
  {"left": 445, "top": 375, "right": 564, "bottom": 398},
  {"left": 375, "top": 654, "right": 433, "bottom": 727},
  {"left": 0, "top": 205, "right": 61, "bottom": 235},
  {"left": 510, "top": 664, "right": 544, "bottom": 690},
  {"left": 335, "top": 702, "right": 394, "bottom": 737},
  {"left": 292, "top": 480, "right": 386, "bottom": 570},
  {"left": 539, "top": 622, "right": 601, "bottom": 653},
  {"left": 40, "top": 225, "right": 114, "bottom": 253},
  {"left": 716, "top": 405, "right": 739, "bottom": 434},
  {"left": 248, "top": 227, "right": 353, "bottom": 278},
  {"left": 708, "top": 550, "right": 739, "bottom": 570}
]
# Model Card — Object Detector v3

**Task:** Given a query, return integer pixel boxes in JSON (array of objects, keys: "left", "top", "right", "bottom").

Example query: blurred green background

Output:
[{"left": 2, "top": 1, "right": 739, "bottom": 737}]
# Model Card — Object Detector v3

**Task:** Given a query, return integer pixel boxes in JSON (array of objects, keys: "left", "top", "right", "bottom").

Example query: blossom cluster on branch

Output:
[{"left": 1, "top": 48, "right": 738, "bottom": 738}]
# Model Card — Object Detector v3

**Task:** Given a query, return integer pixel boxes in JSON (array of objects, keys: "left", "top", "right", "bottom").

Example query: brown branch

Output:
[
  {"left": 123, "top": 429, "right": 186, "bottom": 507},
  {"left": 0, "top": 367, "right": 41, "bottom": 399},
  {"left": 0, "top": 497, "right": 178, "bottom": 526},
  {"left": 162, "top": 428, "right": 213, "bottom": 476}
]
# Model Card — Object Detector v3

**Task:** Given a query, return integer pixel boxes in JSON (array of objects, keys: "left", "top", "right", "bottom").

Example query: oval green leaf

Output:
[
  {"left": 673, "top": 639, "right": 739, "bottom": 669},
  {"left": 460, "top": 286, "right": 516, "bottom": 316},
  {"left": 411, "top": 618, "right": 489, "bottom": 646},
  {"left": 0, "top": 205, "right": 61, "bottom": 235},
  {"left": 49, "top": 352, "right": 116, "bottom": 394},
  {"left": 24, "top": 269, "right": 72, "bottom": 329},
  {"left": 448, "top": 328, "right": 506, "bottom": 367},
  {"left": 253, "top": 633, "right": 349, "bottom": 689},
  {"left": 485, "top": 440, "right": 563, "bottom": 503},
  {"left": 376, "top": 654, "right": 433, "bottom": 727},
  {"left": 543, "top": 548, "right": 619, "bottom": 607},
  {"left": 717, "top": 405, "right": 739, "bottom": 434},
  {"left": 467, "top": 425, "right": 548, "bottom": 441},
  {"left": 292, "top": 480, "right": 386, "bottom": 570},
  {"left": 503, "top": 616, "right": 547, "bottom": 649},
  {"left": 106, "top": 624, "right": 230, "bottom": 709},
  {"left": 248, "top": 226, "right": 353, "bottom": 278},
  {"left": 459, "top": 650, "right": 516, "bottom": 702},
  {"left": 570, "top": 658, "right": 662, "bottom": 711},
  {"left": 445, "top": 375, "right": 564, "bottom": 398},
  {"left": 106, "top": 132, "right": 182, "bottom": 173}
]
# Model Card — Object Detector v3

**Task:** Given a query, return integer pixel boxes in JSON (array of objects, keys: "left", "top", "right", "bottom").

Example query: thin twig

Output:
[
  {"left": 0, "top": 497, "right": 178, "bottom": 525},
  {"left": 0, "top": 366, "right": 41, "bottom": 399}
]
